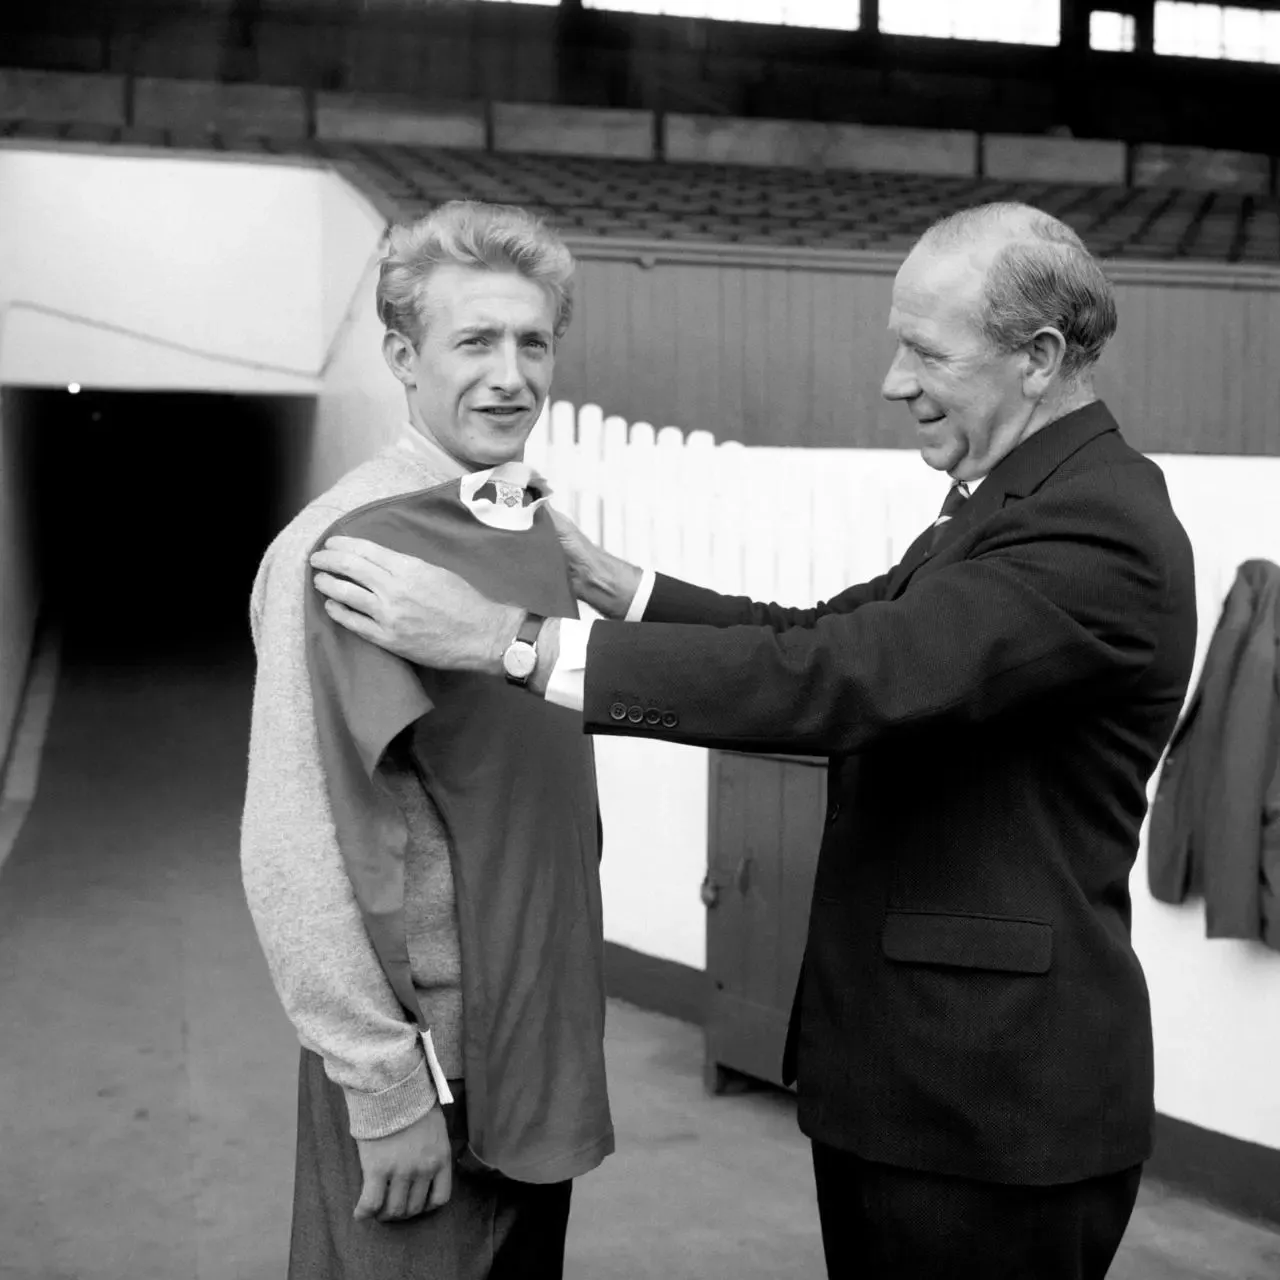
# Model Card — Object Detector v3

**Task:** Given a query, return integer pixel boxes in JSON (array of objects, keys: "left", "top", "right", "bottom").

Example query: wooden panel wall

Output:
[
  {"left": 557, "top": 248, "right": 1280, "bottom": 455},
  {"left": 1097, "top": 280, "right": 1280, "bottom": 456},
  {"left": 559, "top": 257, "right": 898, "bottom": 449}
]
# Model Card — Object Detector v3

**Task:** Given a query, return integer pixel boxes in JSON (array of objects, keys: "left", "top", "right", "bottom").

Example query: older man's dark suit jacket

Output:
[{"left": 583, "top": 402, "right": 1197, "bottom": 1186}]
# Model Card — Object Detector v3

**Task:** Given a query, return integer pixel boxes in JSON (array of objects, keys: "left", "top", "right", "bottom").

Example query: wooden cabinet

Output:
[{"left": 703, "top": 750, "right": 827, "bottom": 1092}]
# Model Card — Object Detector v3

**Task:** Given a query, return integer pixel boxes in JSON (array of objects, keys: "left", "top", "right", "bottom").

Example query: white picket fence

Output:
[
  {"left": 525, "top": 398, "right": 1280, "bottom": 629},
  {"left": 524, "top": 399, "right": 948, "bottom": 608}
]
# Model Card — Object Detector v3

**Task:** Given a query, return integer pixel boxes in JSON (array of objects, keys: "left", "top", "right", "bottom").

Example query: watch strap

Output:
[{"left": 516, "top": 612, "right": 545, "bottom": 647}]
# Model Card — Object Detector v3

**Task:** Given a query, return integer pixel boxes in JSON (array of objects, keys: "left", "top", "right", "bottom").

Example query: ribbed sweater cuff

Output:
[{"left": 343, "top": 1057, "right": 438, "bottom": 1140}]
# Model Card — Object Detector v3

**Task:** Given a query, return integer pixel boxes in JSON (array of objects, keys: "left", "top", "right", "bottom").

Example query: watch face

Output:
[{"left": 504, "top": 642, "right": 537, "bottom": 681}]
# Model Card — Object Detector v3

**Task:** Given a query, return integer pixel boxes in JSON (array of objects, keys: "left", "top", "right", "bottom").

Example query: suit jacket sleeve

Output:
[
  {"left": 642, "top": 567, "right": 894, "bottom": 630},
  {"left": 585, "top": 476, "right": 1165, "bottom": 756}
]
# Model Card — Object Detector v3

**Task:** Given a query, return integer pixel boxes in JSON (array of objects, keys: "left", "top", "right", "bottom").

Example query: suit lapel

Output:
[
  {"left": 887, "top": 402, "right": 1121, "bottom": 601},
  {"left": 886, "top": 525, "right": 938, "bottom": 596}
]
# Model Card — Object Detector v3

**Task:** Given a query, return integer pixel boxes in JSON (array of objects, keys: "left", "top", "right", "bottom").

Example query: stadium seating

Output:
[{"left": 1, "top": 114, "right": 1276, "bottom": 265}]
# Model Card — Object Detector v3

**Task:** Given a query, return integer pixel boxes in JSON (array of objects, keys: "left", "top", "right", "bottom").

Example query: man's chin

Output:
[
  {"left": 918, "top": 442, "right": 961, "bottom": 472},
  {"left": 471, "top": 436, "right": 530, "bottom": 468}
]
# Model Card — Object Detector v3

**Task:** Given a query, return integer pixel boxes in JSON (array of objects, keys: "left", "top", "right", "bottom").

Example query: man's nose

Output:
[
  {"left": 488, "top": 340, "right": 524, "bottom": 394},
  {"left": 881, "top": 348, "right": 918, "bottom": 402}
]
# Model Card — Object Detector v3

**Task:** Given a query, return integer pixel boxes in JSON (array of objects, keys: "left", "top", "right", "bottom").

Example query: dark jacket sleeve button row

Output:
[{"left": 608, "top": 702, "right": 679, "bottom": 728}]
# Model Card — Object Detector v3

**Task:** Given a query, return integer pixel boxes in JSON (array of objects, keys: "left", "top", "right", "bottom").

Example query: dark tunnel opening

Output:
[{"left": 22, "top": 387, "right": 313, "bottom": 671}]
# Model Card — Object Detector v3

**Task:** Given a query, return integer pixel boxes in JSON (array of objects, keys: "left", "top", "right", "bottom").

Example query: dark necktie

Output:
[{"left": 927, "top": 480, "right": 971, "bottom": 552}]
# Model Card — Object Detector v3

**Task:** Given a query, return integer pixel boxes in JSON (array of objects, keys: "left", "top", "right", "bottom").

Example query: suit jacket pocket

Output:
[{"left": 881, "top": 910, "right": 1053, "bottom": 974}]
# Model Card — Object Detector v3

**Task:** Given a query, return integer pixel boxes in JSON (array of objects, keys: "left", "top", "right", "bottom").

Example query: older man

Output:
[
  {"left": 242, "top": 200, "right": 612, "bottom": 1280},
  {"left": 312, "top": 203, "right": 1198, "bottom": 1279}
]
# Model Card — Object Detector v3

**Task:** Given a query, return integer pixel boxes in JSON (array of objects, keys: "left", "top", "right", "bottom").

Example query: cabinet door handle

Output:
[{"left": 700, "top": 874, "right": 720, "bottom": 908}]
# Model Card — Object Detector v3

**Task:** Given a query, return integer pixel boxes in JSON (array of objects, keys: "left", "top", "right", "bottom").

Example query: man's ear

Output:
[
  {"left": 1022, "top": 326, "right": 1068, "bottom": 397},
  {"left": 382, "top": 330, "right": 418, "bottom": 388}
]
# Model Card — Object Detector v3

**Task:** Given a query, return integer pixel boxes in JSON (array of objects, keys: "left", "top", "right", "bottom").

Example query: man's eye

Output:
[
  {"left": 461, "top": 336, "right": 487, "bottom": 348},
  {"left": 524, "top": 338, "right": 548, "bottom": 351}
]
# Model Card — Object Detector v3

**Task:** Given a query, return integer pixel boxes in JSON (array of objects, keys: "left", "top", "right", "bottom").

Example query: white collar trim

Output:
[{"left": 459, "top": 462, "right": 553, "bottom": 531}]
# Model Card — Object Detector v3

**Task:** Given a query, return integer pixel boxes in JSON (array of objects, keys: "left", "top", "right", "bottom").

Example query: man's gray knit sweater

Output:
[{"left": 241, "top": 436, "right": 465, "bottom": 1140}]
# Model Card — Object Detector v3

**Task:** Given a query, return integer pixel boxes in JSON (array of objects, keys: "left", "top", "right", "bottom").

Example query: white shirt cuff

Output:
[
  {"left": 544, "top": 618, "right": 595, "bottom": 713},
  {"left": 544, "top": 572, "right": 652, "bottom": 714},
  {"left": 625, "top": 569, "right": 657, "bottom": 622}
]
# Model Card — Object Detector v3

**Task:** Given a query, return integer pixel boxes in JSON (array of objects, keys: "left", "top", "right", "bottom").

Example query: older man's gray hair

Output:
[{"left": 920, "top": 203, "right": 1117, "bottom": 379}]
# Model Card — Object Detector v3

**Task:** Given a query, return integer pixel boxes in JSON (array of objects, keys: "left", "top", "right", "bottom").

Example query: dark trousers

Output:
[
  {"left": 812, "top": 1142, "right": 1142, "bottom": 1280},
  {"left": 290, "top": 1048, "right": 573, "bottom": 1280}
]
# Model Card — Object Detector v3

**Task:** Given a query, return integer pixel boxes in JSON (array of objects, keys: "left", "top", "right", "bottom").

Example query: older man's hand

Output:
[
  {"left": 549, "top": 508, "right": 644, "bottom": 620},
  {"left": 310, "top": 536, "right": 519, "bottom": 673}
]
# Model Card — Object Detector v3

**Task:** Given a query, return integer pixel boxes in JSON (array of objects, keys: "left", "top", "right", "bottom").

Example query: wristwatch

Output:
[{"left": 502, "top": 612, "right": 545, "bottom": 687}]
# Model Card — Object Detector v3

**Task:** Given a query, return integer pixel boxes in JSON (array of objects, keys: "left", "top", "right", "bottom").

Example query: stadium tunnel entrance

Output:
[{"left": 19, "top": 386, "right": 314, "bottom": 669}]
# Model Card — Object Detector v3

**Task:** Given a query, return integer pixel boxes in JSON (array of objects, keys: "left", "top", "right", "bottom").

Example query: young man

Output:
[{"left": 241, "top": 200, "right": 612, "bottom": 1280}]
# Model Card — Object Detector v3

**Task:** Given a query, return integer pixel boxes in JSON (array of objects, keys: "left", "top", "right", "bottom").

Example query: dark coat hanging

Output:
[{"left": 1148, "top": 558, "right": 1280, "bottom": 950}]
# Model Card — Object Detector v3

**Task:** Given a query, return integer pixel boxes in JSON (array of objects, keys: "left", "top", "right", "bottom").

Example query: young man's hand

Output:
[{"left": 354, "top": 1105, "right": 452, "bottom": 1222}]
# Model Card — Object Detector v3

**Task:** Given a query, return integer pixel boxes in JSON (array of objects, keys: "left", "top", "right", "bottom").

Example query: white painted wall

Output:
[
  {"left": 0, "top": 147, "right": 338, "bottom": 393},
  {"left": 595, "top": 738, "right": 711, "bottom": 966},
  {"left": 301, "top": 253, "right": 407, "bottom": 500},
  {"left": 320, "top": 171, "right": 388, "bottom": 359}
]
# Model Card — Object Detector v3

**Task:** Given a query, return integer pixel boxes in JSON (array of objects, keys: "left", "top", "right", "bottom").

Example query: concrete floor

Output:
[{"left": 2, "top": 650, "right": 1279, "bottom": 1280}]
